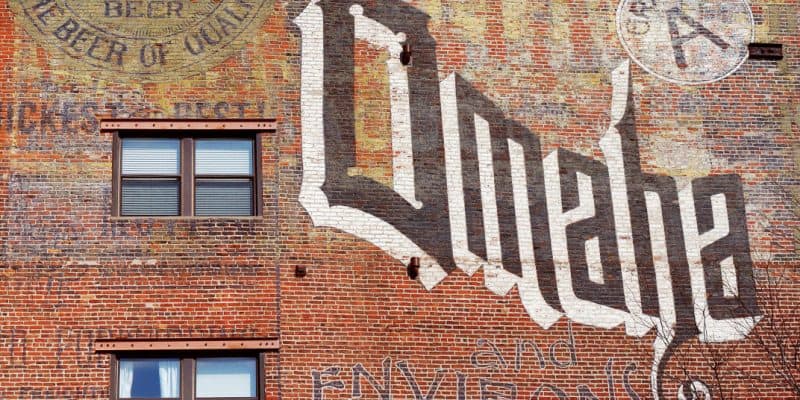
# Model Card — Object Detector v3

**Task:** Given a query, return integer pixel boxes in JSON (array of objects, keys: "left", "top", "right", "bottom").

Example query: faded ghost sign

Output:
[
  {"left": 616, "top": 0, "right": 754, "bottom": 84},
  {"left": 311, "top": 325, "right": 651, "bottom": 400},
  {"left": 295, "top": 1, "right": 762, "bottom": 399},
  {"left": 11, "top": 0, "right": 275, "bottom": 81}
]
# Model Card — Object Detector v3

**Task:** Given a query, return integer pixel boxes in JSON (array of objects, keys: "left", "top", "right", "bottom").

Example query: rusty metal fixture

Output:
[
  {"left": 407, "top": 257, "right": 420, "bottom": 280},
  {"left": 94, "top": 338, "right": 279, "bottom": 352},
  {"left": 100, "top": 119, "right": 277, "bottom": 131},
  {"left": 401, "top": 42, "right": 412, "bottom": 66},
  {"left": 748, "top": 43, "right": 783, "bottom": 60}
]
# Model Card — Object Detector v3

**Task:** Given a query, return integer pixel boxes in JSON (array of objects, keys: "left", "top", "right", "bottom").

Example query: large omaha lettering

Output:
[
  {"left": 295, "top": 1, "right": 762, "bottom": 398},
  {"left": 295, "top": 0, "right": 454, "bottom": 289}
]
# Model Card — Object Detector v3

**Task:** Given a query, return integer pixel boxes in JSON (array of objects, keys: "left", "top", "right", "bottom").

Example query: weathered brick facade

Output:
[{"left": 0, "top": 0, "right": 797, "bottom": 399}]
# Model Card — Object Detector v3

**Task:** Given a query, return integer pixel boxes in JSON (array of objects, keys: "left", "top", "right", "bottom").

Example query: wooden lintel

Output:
[
  {"left": 100, "top": 119, "right": 277, "bottom": 131},
  {"left": 94, "top": 338, "right": 280, "bottom": 352}
]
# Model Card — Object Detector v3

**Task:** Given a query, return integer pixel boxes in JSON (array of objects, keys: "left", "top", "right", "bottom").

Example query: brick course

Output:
[{"left": 0, "top": 0, "right": 797, "bottom": 399}]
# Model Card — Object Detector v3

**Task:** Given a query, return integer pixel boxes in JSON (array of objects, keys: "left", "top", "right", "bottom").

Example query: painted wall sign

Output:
[
  {"left": 294, "top": 1, "right": 763, "bottom": 398},
  {"left": 311, "top": 326, "right": 653, "bottom": 400},
  {"left": 11, "top": 0, "right": 275, "bottom": 81},
  {"left": 616, "top": 0, "right": 754, "bottom": 84}
]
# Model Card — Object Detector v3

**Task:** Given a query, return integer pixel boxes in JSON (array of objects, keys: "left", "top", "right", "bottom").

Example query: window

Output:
[
  {"left": 108, "top": 120, "right": 273, "bottom": 217},
  {"left": 119, "top": 138, "right": 182, "bottom": 216},
  {"left": 193, "top": 140, "right": 255, "bottom": 216},
  {"left": 111, "top": 354, "right": 263, "bottom": 400},
  {"left": 97, "top": 337, "right": 277, "bottom": 400},
  {"left": 118, "top": 358, "right": 180, "bottom": 398}
]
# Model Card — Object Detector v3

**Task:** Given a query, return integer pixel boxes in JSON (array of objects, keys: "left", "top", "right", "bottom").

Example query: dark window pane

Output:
[
  {"left": 121, "top": 179, "right": 180, "bottom": 216},
  {"left": 122, "top": 139, "right": 180, "bottom": 175},
  {"left": 119, "top": 359, "right": 179, "bottom": 399},
  {"left": 195, "top": 179, "right": 253, "bottom": 216}
]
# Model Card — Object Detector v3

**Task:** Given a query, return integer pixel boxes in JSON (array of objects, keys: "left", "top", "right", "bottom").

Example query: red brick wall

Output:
[{"left": 0, "top": 0, "right": 798, "bottom": 399}]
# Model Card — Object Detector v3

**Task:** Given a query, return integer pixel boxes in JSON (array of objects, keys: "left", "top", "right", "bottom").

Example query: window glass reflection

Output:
[
  {"left": 118, "top": 359, "right": 180, "bottom": 399},
  {"left": 196, "top": 357, "right": 257, "bottom": 398}
]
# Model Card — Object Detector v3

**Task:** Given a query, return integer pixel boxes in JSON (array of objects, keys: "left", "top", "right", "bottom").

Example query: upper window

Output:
[
  {"left": 120, "top": 138, "right": 183, "bottom": 216},
  {"left": 193, "top": 139, "right": 255, "bottom": 216},
  {"left": 119, "top": 137, "right": 256, "bottom": 216},
  {"left": 114, "top": 355, "right": 260, "bottom": 400},
  {"left": 109, "top": 121, "right": 270, "bottom": 217}
]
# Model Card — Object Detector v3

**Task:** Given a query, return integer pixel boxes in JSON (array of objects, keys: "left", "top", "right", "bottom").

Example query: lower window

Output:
[{"left": 113, "top": 355, "right": 262, "bottom": 400}]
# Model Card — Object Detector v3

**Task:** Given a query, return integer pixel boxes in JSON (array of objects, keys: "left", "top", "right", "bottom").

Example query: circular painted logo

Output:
[
  {"left": 616, "top": 0, "right": 753, "bottom": 84},
  {"left": 11, "top": 0, "right": 275, "bottom": 81}
]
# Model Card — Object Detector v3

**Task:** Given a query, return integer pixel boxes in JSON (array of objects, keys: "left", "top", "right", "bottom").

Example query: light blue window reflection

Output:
[
  {"left": 196, "top": 357, "right": 257, "bottom": 398},
  {"left": 118, "top": 359, "right": 180, "bottom": 399}
]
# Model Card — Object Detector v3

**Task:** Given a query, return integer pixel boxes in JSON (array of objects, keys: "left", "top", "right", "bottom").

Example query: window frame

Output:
[
  {"left": 192, "top": 138, "right": 258, "bottom": 217},
  {"left": 109, "top": 351, "right": 266, "bottom": 400},
  {"left": 117, "top": 137, "right": 184, "bottom": 216},
  {"left": 110, "top": 122, "right": 269, "bottom": 218}
]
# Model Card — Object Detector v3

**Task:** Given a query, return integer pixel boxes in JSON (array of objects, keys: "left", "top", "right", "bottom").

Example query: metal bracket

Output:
[
  {"left": 95, "top": 338, "right": 280, "bottom": 352},
  {"left": 100, "top": 119, "right": 277, "bottom": 131}
]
